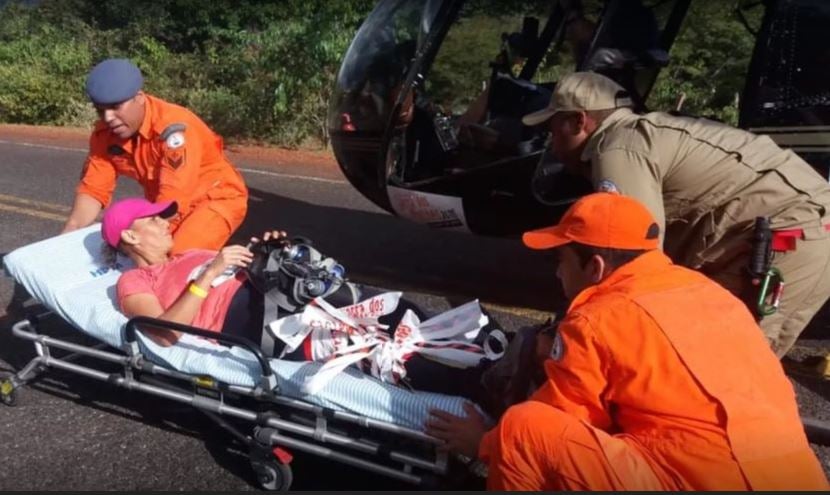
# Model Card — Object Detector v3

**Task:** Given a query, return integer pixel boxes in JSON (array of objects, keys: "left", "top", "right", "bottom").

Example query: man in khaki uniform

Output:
[{"left": 523, "top": 71, "right": 830, "bottom": 358}]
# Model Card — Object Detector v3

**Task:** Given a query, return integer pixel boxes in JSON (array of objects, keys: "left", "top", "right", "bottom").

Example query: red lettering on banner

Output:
[{"left": 369, "top": 298, "right": 384, "bottom": 315}]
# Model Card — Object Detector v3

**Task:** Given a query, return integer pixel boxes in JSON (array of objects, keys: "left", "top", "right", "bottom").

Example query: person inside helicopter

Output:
[
  {"left": 530, "top": 0, "right": 666, "bottom": 205},
  {"left": 389, "top": 0, "right": 665, "bottom": 184},
  {"left": 576, "top": 0, "right": 664, "bottom": 110},
  {"left": 454, "top": 19, "right": 553, "bottom": 155},
  {"left": 388, "top": 13, "right": 572, "bottom": 184},
  {"left": 449, "top": 0, "right": 655, "bottom": 152},
  {"left": 429, "top": 0, "right": 662, "bottom": 161}
]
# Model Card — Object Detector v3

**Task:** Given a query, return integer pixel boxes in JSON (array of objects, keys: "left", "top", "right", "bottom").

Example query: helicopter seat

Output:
[
  {"left": 478, "top": 74, "right": 552, "bottom": 154},
  {"left": 583, "top": 47, "right": 669, "bottom": 72},
  {"left": 578, "top": 0, "right": 667, "bottom": 106},
  {"left": 582, "top": 46, "right": 669, "bottom": 109}
]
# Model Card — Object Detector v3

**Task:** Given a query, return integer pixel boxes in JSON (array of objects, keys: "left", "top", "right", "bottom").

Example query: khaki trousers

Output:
[{"left": 708, "top": 235, "right": 830, "bottom": 357}]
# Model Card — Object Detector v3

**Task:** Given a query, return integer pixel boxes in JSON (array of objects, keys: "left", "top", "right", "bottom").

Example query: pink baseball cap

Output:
[{"left": 101, "top": 198, "right": 178, "bottom": 248}]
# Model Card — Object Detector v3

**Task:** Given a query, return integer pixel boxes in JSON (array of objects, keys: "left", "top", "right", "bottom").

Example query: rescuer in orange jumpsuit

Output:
[
  {"left": 62, "top": 58, "right": 248, "bottom": 253},
  {"left": 427, "top": 192, "right": 828, "bottom": 491}
]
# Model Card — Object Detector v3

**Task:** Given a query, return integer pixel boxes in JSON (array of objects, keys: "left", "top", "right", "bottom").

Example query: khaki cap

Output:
[{"left": 522, "top": 72, "right": 633, "bottom": 126}]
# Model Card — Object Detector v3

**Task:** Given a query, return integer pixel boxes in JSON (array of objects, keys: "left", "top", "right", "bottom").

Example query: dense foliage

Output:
[{"left": 0, "top": 0, "right": 760, "bottom": 147}]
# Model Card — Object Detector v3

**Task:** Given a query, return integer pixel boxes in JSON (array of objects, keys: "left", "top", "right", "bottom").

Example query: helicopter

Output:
[{"left": 327, "top": 0, "right": 830, "bottom": 237}]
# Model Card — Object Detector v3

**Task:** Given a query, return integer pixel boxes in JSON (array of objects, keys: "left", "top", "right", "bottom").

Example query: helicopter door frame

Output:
[
  {"left": 517, "top": 1, "right": 568, "bottom": 81},
  {"left": 380, "top": 0, "right": 464, "bottom": 159},
  {"left": 575, "top": 0, "right": 691, "bottom": 104}
]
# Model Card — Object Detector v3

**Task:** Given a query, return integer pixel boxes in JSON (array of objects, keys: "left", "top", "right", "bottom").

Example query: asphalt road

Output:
[{"left": 0, "top": 134, "right": 827, "bottom": 490}]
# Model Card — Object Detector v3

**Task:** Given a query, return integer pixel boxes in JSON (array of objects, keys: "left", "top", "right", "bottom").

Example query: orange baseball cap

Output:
[{"left": 523, "top": 192, "right": 660, "bottom": 250}]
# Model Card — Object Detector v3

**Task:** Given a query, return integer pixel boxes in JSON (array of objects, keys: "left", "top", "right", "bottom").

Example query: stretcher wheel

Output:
[
  {"left": 251, "top": 458, "right": 292, "bottom": 491},
  {"left": 0, "top": 378, "right": 17, "bottom": 407}
]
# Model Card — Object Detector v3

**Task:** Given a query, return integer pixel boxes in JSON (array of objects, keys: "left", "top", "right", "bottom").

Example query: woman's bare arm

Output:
[{"left": 120, "top": 245, "right": 253, "bottom": 346}]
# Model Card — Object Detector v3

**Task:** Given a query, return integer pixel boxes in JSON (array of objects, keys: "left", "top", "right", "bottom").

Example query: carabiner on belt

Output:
[{"left": 755, "top": 267, "right": 785, "bottom": 317}]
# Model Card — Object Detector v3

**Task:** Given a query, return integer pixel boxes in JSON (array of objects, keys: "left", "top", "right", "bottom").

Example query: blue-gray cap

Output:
[{"left": 85, "top": 58, "right": 143, "bottom": 105}]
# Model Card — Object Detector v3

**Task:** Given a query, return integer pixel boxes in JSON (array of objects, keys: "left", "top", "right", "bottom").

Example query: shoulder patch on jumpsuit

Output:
[
  {"left": 160, "top": 123, "right": 187, "bottom": 168},
  {"left": 596, "top": 179, "right": 619, "bottom": 193},
  {"left": 160, "top": 123, "right": 187, "bottom": 141}
]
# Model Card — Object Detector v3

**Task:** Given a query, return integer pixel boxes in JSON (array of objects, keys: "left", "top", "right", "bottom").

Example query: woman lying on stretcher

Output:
[{"left": 100, "top": 197, "right": 549, "bottom": 414}]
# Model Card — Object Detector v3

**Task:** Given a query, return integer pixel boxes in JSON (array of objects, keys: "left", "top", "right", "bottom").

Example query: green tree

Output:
[
  {"left": 0, "top": 0, "right": 766, "bottom": 145},
  {"left": 648, "top": 1, "right": 761, "bottom": 124},
  {"left": 0, "top": 0, "right": 374, "bottom": 146}
]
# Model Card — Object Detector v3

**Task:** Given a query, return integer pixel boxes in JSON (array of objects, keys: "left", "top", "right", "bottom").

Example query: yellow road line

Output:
[
  {"left": 0, "top": 139, "right": 86, "bottom": 153},
  {"left": 0, "top": 193, "right": 70, "bottom": 213},
  {"left": 0, "top": 201, "right": 66, "bottom": 222}
]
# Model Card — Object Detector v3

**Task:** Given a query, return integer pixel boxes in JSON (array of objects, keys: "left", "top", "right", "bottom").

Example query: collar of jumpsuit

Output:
[
  {"left": 567, "top": 248, "right": 668, "bottom": 312},
  {"left": 135, "top": 96, "right": 153, "bottom": 140}
]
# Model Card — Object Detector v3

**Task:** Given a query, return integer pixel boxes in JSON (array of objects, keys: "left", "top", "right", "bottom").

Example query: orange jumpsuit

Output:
[
  {"left": 480, "top": 251, "right": 828, "bottom": 491},
  {"left": 78, "top": 94, "right": 248, "bottom": 253}
]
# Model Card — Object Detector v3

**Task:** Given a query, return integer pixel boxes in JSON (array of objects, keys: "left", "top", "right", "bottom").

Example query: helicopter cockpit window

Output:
[
  {"left": 531, "top": 0, "right": 601, "bottom": 87},
  {"left": 327, "top": 0, "right": 434, "bottom": 134},
  {"left": 395, "top": 2, "right": 562, "bottom": 178},
  {"left": 427, "top": 5, "right": 534, "bottom": 117}
]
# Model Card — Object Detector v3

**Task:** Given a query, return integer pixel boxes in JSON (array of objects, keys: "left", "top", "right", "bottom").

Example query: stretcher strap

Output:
[{"left": 274, "top": 296, "right": 503, "bottom": 395}]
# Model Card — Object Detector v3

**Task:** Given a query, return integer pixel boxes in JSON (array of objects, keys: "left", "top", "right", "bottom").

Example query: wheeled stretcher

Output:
[{"left": 1, "top": 226, "right": 484, "bottom": 490}]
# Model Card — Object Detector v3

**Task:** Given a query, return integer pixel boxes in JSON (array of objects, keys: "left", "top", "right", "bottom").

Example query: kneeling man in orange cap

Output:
[{"left": 427, "top": 192, "right": 828, "bottom": 491}]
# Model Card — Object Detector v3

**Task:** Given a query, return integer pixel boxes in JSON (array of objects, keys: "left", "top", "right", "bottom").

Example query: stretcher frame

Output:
[{"left": 1, "top": 311, "right": 480, "bottom": 490}]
